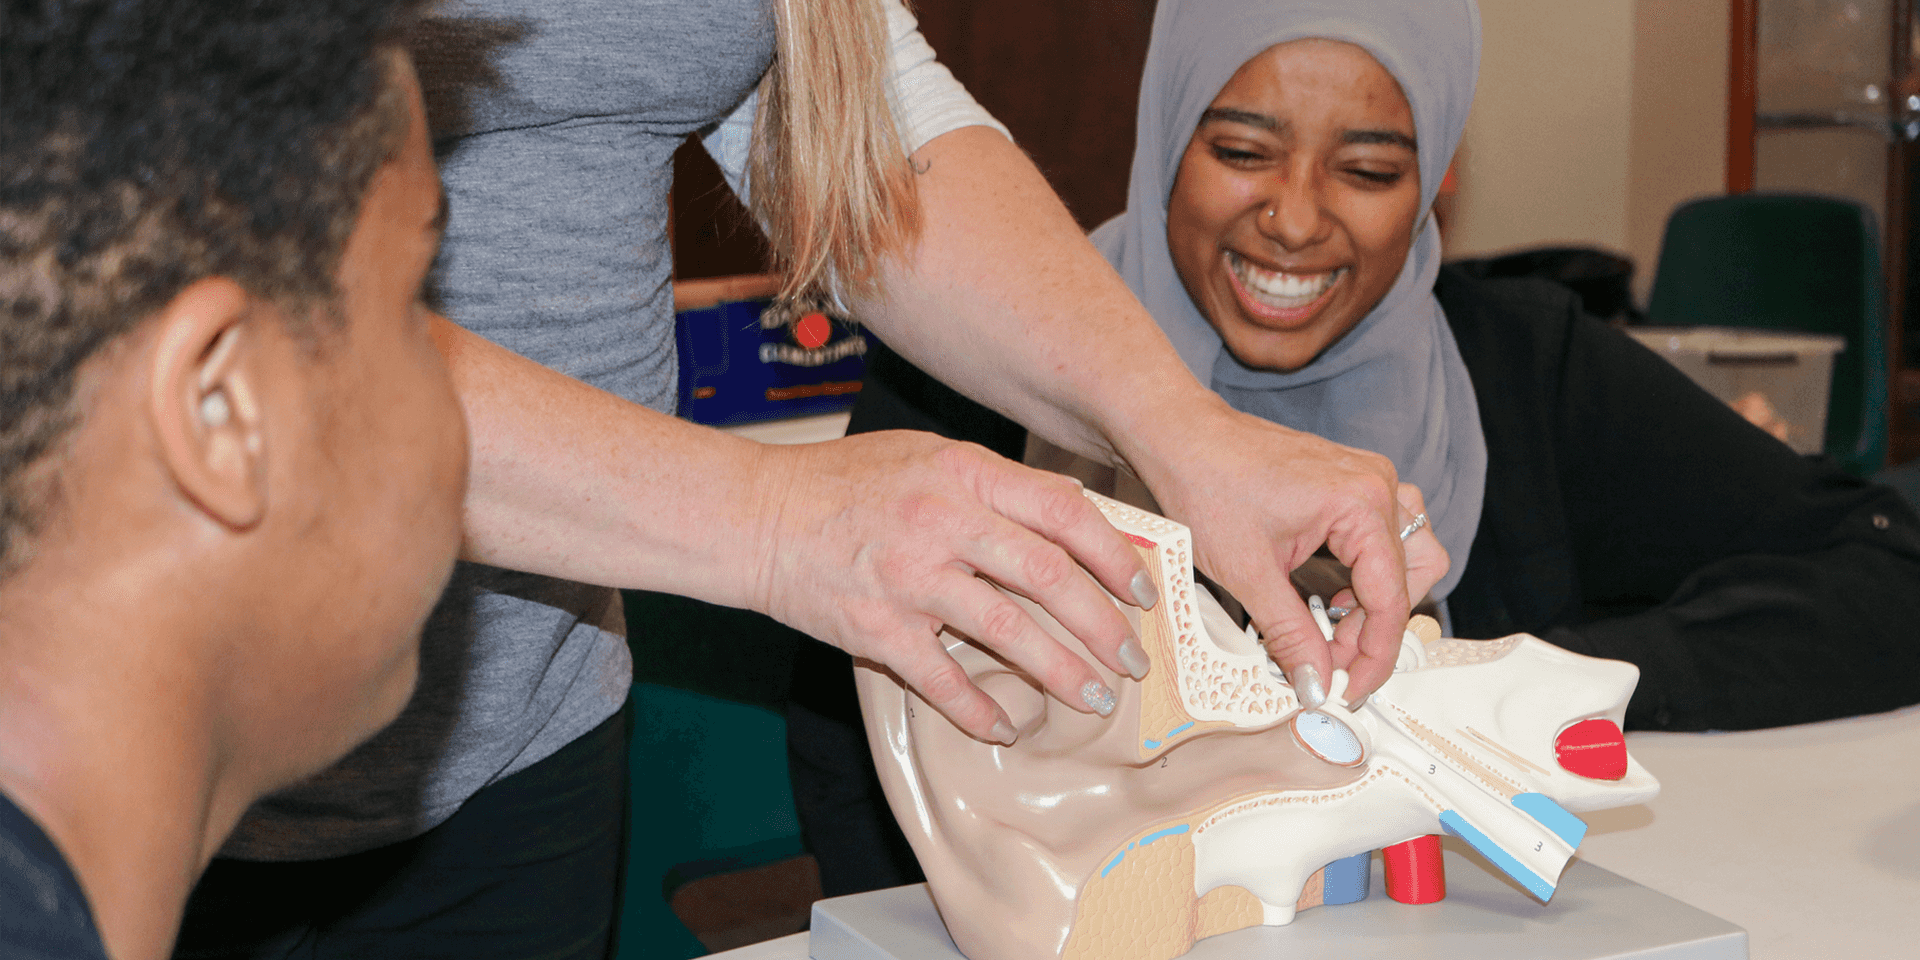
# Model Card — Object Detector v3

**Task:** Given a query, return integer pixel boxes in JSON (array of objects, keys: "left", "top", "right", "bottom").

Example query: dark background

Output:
[{"left": 670, "top": 0, "right": 1157, "bottom": 279}]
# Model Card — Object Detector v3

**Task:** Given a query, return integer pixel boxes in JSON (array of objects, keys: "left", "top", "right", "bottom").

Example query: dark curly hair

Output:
[{"left": 0, "top": 0, "right": 430, "bottom": 574}]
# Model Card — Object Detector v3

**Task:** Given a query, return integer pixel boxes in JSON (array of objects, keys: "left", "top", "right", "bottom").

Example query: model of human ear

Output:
[{"left": 854, "top": 492, "right": 1659, "bottom": 960}]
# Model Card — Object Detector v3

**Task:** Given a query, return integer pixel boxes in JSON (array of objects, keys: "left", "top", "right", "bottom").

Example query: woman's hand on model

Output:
[
  {"left": 1124, "top": 401, "right": 1449, "bottom": 705},
  {"left": 748, "top": 430, "right": 1154, "bottom": 744},
  {"left": 1316, "top": 482, "right": 1448, "bottom": 694}
]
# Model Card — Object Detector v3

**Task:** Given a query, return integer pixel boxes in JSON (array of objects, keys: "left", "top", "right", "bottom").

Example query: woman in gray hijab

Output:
[
  {"left": 1092, "top": 0, "right": 1486, "bottom": 605},
  {"left": 1101, "top": 0, "right": 1920, "bottom": 733}
]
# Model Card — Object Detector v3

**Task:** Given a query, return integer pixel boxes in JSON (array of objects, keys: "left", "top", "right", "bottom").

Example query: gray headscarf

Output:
[{"left": 1093, "top": 0, "right": 1486, "bottom": 599}]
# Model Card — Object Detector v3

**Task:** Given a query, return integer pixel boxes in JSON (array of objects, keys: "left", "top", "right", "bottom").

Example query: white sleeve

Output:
[
  {"left": 879, "top": 0, "right": 1010, "bottom": 153},
  {"left": 701, "top": 92, "right": 759, "bottom": 203},
  {"left": 701, "top": 0, "right": 1010, "bottom": 204}
]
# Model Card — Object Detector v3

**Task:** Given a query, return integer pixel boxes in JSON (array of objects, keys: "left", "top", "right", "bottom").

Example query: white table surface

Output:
[
  {"left": 710, "top": 932, "right": 809, "bottom": 960},
  {"left": 1579, "top": 705, "right": 1920, "bottom": 959},
  {"left": 709, "top": 705, "right": 1920, "bottom": 960}
]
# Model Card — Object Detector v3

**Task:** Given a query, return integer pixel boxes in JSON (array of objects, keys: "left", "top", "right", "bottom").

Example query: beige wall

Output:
[
  {"left": 1446, "top": 0, "right": 1729, "bottom": 300},
  {"left": 1626, "top": 0, "right": 1733, "bottom": 299}
]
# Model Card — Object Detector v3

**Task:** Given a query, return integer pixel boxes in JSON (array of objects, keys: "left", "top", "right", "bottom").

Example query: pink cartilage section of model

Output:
[{"left": 854, "top": 492, "right": 1659, "bottom": 960}]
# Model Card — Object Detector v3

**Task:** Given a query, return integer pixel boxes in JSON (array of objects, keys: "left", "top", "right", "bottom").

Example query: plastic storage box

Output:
[
  {"left": 1624, "top": 326, "right": 1844, "bottom": 455},
  {"left": 673, "top": 274, "right": 868, "bottom": 427}
]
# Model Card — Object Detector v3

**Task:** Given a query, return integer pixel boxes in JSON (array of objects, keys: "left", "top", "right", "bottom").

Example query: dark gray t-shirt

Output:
[{"left": 223, "top": 0, "right": 777, "bottom": 859}]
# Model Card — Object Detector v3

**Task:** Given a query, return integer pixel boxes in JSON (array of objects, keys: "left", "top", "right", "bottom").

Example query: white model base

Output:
[{"left": 809, "top": 841, "right": 1747, "bottom": 960}]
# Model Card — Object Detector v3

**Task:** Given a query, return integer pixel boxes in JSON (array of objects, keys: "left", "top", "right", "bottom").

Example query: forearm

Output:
[
  {"left": 847, "top": 125, "right": 1232, "bottom": 476},
  {"left": 430, "top": 314, "right": 780, "bottom": 608},
  {"left": 432, "top": 313, "right": 1153, "bottom": 742}
]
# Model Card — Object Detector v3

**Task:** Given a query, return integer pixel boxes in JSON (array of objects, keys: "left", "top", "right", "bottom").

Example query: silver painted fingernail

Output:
[
  {"left": 1289, "top": 663, "right": 1327, "bottom": 710},
  {"left": 1327, "top": 605, "right": 1352, "bottom": 619},
  {"left": 1130, "top": 570, "right": 1160, "bottom": 610},
  {"left": 1118, "top": 638, "right": 1151, "bottom": 680},
  {"left": 990, "top": 719, "right": 1019, "bottom": 745},
  {"left": 1081, "top": 679, "right": 1117, "bottom": 717}
]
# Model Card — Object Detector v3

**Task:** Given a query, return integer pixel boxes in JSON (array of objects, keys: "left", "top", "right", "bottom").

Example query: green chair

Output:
[
  {"left": 1646, "top": 193, "right": 1889, "bottom": 475},
  {"left": 617, "top": 592, "right": 808, "bottom": 959}
]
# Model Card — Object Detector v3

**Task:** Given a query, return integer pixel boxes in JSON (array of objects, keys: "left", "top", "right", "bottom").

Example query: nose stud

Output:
[{"left": 1265, "top": 206, "right": 1276, "bottom": 217}]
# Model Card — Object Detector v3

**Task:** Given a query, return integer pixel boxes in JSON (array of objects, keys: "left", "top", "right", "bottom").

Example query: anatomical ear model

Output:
[{"left": 855, "top": 493, "right": 1659, "bottom": 960}]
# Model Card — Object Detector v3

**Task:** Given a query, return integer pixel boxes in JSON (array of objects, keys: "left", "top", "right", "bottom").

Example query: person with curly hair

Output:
[{"left": 0, "top": 1, "right": 465, "bottom": 957}]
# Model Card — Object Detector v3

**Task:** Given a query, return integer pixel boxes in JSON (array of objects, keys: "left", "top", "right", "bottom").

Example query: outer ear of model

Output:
[{"left": 855, "top": 492, "right": 1659, "bottom": 960}]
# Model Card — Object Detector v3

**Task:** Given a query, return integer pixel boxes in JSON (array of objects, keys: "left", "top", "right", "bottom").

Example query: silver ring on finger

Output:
[{"left": 1398, "top": 512, "right": 1429, "bottom": 541}]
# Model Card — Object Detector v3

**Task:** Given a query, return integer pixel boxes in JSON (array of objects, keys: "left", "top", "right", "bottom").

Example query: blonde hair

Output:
[{"left": 749, "top": 0, "right": 921, "bottom": 304}]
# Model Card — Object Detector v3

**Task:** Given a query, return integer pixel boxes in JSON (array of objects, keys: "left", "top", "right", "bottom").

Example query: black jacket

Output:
[{"left": 1438, "top": 266, "right": 1920, "bottom": 730}]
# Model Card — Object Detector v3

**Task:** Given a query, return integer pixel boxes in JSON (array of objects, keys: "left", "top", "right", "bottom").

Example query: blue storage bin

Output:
[{"left": 674, "top": 274, "right": 867, "bottom": 426}]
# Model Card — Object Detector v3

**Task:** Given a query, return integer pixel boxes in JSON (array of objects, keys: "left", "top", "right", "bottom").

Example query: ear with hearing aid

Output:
[
  {"left": 199, "top": 390, "right": 231, "bottom": 427},
  {"left": 856, "top": 491, "right": 1658, "bottom": 960}
]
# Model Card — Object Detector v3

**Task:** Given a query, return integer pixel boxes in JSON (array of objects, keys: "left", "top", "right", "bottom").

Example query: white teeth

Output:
[{"left": 1229, "top": 252, "right": 1342, "bottom": 308}]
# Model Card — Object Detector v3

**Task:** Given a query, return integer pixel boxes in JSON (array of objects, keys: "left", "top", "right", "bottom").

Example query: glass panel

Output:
[
  {"left": 1755, "top": 128, "right": 1889, "bottom": 229},
  {"left": 1757, "top": 0, "right": 1891, "bottom": 121},
  {"left": 1755, "top": 0, "right": 1894, "bottom": 241}
]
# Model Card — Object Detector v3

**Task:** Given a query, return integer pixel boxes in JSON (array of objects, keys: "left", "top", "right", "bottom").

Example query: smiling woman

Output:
[
  {"left": 1099, "top": 0, "right": 1487, "bottom": 603},
  {"left": 1102, "top": 0, "right": 1920, "bottom": 735},
  {"left": 1166, "top": 39, "right": 1421, "bottom": 374}
]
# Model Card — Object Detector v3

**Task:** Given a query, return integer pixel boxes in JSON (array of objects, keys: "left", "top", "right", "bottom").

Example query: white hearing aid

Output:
[{"left": 199, "top": 390, "right": 231, "bottom": 428}]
